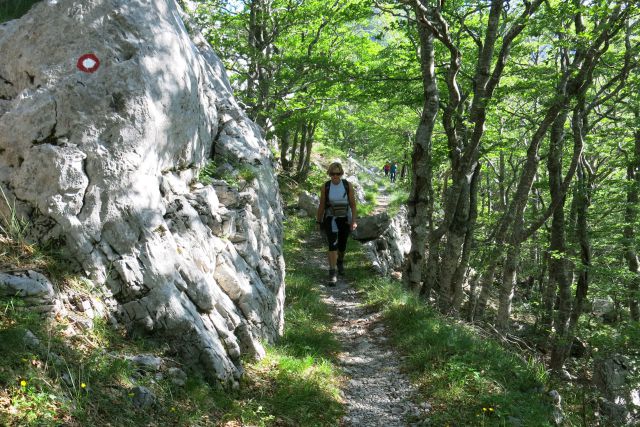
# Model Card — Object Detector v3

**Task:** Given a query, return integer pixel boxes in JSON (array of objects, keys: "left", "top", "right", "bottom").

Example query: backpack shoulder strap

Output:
[
  {"left": 342, "top": 179, "right": 349, "bottom": 198},
  {"left": 324, "top": 180, "right": 331, "bottom": 208}
]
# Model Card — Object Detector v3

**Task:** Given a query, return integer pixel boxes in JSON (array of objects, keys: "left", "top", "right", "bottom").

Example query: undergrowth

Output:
[
  {"left": 199, "top": 153, "right": 257, "bottom": 188},
  {"left": 344, "top": 243, "right": 559, "bottom": 426},
  {"left": 0, "top": 216, "right": 343, "bottom": 426}
]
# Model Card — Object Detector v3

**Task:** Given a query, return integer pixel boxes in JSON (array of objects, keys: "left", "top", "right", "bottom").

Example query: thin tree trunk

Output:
[
  {"left": 567, "top": 164, "right": 591, "bottom": 345},
  {"left": 280, "top": 128, "right": 291, "bottom": 171},
  {"left": 548, "top": 107, "right": 571, "bottom": 370},
  {"left": 296, "top": 121, "right": 308, "bottom": 174},
  {"left": 405, "top": 2, "right": 438, "bottom": 293},
  {"left": 412, "top": 0, "right": 544, "bottom": 314},
  {"left": 290, "top": 124, "right": 300, "bottom": 168},
  {"left": 438, "top": 168, "right": 472, "bottom": 311},
  {"left": 451, "top": 165, "right": 481, "bottom": 312},
  {"left": 247, "top": 0, "right": 274, "bottom": 128},
  {"left": 298, "top": 121, "right": 315, "bottom": 180},
  {"left": 624, "top": 123, "right": 640, "bottom": 320},
  {"left": 420, "top": 241, "right": 440, "bottom": 301}
]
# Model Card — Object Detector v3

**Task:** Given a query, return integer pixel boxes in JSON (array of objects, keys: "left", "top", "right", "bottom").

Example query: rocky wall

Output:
[{"left": 0, "top": 0, "right": 284, "bottom": 386}]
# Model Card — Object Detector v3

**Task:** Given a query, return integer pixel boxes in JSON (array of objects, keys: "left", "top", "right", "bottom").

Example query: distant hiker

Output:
[
  {"left": 383, "top": 161, "right": 391, "bottom": 177},
  {"left": 390, "top": 161, "right": 398, "bottom": 183},
  {"left": 316, "top": 162, "right": 358, "bottom": 285}
]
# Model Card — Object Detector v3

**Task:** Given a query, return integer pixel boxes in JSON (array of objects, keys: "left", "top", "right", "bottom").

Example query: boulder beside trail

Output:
[
  {"left": 0, "top": 270, "right": 63, "bottom": 313},
  {"left": 297, "top": 190, "right": 319, "bottom": 217},
  {"left": 0, "top": 0, "right": 284, "bottom": 386},
  {"left": 351, "top": 213, "right": 391, "bottom": 242},
  {"left": 593, "top": 355, "right": 639, "bottom": 425},
  {"left": 360, "top": 207, "right": 411, "bottom": 276}
]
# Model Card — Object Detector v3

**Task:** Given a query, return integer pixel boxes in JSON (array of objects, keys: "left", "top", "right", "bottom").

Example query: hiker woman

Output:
[{"left": 316, "top": 162, "right": 358, "bottom": 285}]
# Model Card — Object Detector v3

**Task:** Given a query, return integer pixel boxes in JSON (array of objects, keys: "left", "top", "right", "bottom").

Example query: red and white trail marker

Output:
[{"left": 77, "top": 54, "right": 100, "bottom": 73}]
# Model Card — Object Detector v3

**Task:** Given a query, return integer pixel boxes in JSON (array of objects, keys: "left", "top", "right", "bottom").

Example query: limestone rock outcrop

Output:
[
  {"left": 351, "top": 212, "right": 391, "bottom": 242},
  {"left": 0, "top": 0, "right": 284, "bottom": 386},
  {"left": 297, "top": 190, "right": 319, "bottom": 218},
  {"left": 361, "top": 207, "right": 411, "bottom": 276}
]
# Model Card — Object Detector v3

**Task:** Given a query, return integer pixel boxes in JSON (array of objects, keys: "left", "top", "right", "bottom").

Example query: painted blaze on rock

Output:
[{"left": 0, "top": 0, "right": 285, "bottom": 386}]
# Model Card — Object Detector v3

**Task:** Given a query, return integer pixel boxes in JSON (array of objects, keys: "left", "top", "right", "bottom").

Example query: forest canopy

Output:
[{"left": 188, "top": 0, "right": 640, "bottom": 387}]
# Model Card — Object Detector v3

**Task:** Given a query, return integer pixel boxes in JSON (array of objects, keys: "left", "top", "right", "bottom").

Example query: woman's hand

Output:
[{"left": 350, "top": 221, "right": 358, "bottom": 231}]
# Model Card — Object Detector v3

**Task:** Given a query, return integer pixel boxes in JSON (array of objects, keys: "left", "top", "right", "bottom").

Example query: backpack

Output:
[{"left": 324, "top": 179, "right": 350, "bottom": 217}]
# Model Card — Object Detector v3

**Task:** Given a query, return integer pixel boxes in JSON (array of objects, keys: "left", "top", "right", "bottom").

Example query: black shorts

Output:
[{"left": 323, "top": 216, "right": 350, "bottom": 251}]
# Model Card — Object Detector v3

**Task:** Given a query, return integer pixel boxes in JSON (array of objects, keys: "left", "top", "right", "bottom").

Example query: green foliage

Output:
[
  {"left": 386, "top": 185, "right": 409, "bottom": 216},
  {"left": 199, "top": 154, "right": 258, "bottom": 187},
  {"left": 190, "top": 1, "right": 419, "bottom": 182},
  {"left": 301, "top": 163, "right": 327, "bottom": 195},
  {"left": 0, "top": 0, "right": 41, "bottom": 23},
  {"left": 363, "top": 188, "right": 377, "bottom": 204}
]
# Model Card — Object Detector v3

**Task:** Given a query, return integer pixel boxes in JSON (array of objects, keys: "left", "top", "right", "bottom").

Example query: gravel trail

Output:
[
  {"left": 319, "top": 279, "right": 429, "bottom": 426},
  {"left": 307, "top": 228, "right": 430, "bottom": 426}
]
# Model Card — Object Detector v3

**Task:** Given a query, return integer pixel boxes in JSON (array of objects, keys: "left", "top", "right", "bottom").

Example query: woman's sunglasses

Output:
[{"left": 330, "top": 172, "right": 342, "bottom": 176}]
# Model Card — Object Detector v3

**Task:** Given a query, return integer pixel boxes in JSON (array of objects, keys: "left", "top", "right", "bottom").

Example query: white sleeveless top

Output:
[{"left": 327, "top": 181, "right": 351, "bottom": 222}]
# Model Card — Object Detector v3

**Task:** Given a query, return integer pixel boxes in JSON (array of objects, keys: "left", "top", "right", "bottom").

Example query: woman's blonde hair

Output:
[{"left": 327, "top": 162, "right": 344, "bottom": 176}]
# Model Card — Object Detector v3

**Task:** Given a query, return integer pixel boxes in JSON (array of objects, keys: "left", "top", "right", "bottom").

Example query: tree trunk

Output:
[
  {"left": 493, "top": 8, "right": 608, "bottom": 329},
  {"left": 548, "top": 108, "right": 571, "bottom": 370},
  {"left": 296, "top": 121, "right": 308, "bottom": 174},
  {"left": 289, "top": 124, "right": 300, "bottom": 169},
  {"left": 624, "top": 123, "right": 640, "bottom": 320},
  {"left": 437, "top": 169, "right": 471, "bottom": 311},
  {"left": 412, "top": 0, "right": 544, "bottom": 315},
  {"left": 297, "top": 121, "right": 315, "bottom": 180},
  {"left": 420, "top": 240, "right": 440, "bottom": 301},
  {"left": 451, "top": 165, "right": 480, "bottom": 312},
  {"left": 567, "top": 164, "right": 591, "bottom": 347},
  {"left": 247, "top": 0, "right": 274, "bottom": 129},
  {"left": 469, "top": 260, "right": 499, "bottom": 321},
  {"left": 405, "top": 2, "right": 438, "bottom": 293},
  {"left": 280, "top": 128, "right": 291, "bottom": 171}
]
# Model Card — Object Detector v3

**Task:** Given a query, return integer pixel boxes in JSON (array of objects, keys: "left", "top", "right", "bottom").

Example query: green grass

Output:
[
  {"left": 199, "top": 154, "right": 258, "bottom": 187},
  {"left": 2, "top": 159, "right": 580, "bottom": 426},
  {"left": 386, "top": 186, "right": 409, "bottom": 216},
  {"left": 342, "top": 244, "right": 556, "bottom": 426},
  {"left": 0, "top": 215, "right": 344, "bottom": 426},
  {"left": 312, "top": 142, "right": 344, "bottom": 162}
]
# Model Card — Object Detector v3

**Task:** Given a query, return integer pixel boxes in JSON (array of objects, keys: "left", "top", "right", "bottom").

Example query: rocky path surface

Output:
[
  {"left": 372, "top": 184, "right": 391, "bottom": 215},
  {"left": 308, "top": 226, "right": 430, "bottom": 426},
  {"left": 321, "top": 281, "right": 429, "bottom": 426}
]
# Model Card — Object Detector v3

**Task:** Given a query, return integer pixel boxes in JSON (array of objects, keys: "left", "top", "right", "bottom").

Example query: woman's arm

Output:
[{"left": 348, "top": 182, "right": 358, "bottom": 230}]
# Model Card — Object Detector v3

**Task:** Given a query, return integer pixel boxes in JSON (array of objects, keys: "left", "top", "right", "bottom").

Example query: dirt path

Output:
[
  {"left": 372, "top": 183, "right": 391, "bottom": 215},
  {"left": 306, "top": 230, "right": 429, "bottom": 426}
]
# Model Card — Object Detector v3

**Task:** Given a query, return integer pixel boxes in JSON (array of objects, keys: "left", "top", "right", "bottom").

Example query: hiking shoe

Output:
[
  {"left": 327, "top": 269, "right": 337, "bottom": 286},
  {"left": 337, "top": 260, "right": 345, "bottom": 276}
]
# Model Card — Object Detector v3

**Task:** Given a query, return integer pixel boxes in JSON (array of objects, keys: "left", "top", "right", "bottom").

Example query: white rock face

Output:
[
  {"left": 297, "top": 190, "right": 319, "bottom": 217},
  {"left": 0, "top": 0, "right": 284, "bottom": 386},
  {"left": 362, "top": 207, "right": 411, "bottom": 276}
]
